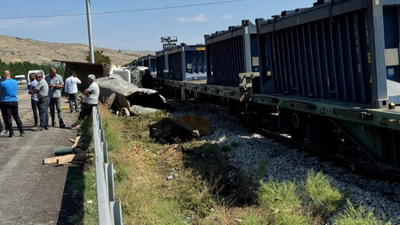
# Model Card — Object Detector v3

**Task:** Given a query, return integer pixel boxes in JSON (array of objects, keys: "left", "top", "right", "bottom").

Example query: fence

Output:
[{"left": 92, "top": 106, "right": 123, "bottom": 225}]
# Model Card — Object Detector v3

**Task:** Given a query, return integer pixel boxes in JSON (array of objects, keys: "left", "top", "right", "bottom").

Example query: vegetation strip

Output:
[{"left": 71, "top": 104, "right": 392, "bottom": 225}]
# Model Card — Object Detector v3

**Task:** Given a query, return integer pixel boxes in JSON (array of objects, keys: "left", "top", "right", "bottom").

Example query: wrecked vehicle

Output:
[
  {"left": 96, "top": 74, "right": 173, "bottom": 115},
  {"left": 130, "top": 66, "right": 153, "bottom": 88}
]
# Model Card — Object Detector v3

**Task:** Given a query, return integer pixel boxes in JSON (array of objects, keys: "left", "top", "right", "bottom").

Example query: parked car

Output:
[{"left": 14, "top": 75, "right": 27, "bottom": 85}]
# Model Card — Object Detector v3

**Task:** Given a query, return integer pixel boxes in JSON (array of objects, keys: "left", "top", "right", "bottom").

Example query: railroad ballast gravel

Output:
[{"left": 170, "top": 100, "right": 400, "bottom": 223}]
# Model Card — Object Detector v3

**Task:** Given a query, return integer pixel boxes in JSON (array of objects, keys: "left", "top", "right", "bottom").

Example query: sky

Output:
[{"left": 0, "top": 0, "right": 316, "bottom": 51}]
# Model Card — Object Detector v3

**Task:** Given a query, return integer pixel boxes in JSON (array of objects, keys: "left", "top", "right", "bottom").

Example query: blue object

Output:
[
  {"left": 167, "top": 43, "right": 207, "bottom": 81},
  {"left": 0, "top": 79, "right": 18, "bottom": 102}
]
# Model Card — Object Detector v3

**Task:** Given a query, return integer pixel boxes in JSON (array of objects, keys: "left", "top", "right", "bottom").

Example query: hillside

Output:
[{"left": 0, "top": 35, "right": 153, "bottom": 66}]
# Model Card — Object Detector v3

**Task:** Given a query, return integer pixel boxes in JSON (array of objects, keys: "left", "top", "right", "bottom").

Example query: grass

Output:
[
  {"left": 69, "top": 167, "right": 98, "bottom": 225},
  {"left": 71, "top": 104, "right": 391, "bottom": 225},
  {"left": 69, "top": 114, "right": 98, "bottom": 225},
  {"left": 253, "top": 170, "right": 346, "bottom": 225},
  {"left": 333, "top": 200, "right": 392, "bottom": 225},
  {"left": 304, "top": 170, "right": 344, "bottom": 215}
]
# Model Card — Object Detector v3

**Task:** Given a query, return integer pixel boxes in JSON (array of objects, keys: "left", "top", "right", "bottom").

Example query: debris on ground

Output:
[
  {"left": 54, "top": 136, "right": 87, "bottom": 156},
  {"left": 129, "top": 105, "right": 159, "bottom": 115},
  {"left": 45, "top": 136, "right": 92, "bottom": 166},
  {"left": 178, "top": 115, "right": 213, "bottom": 136},
  {"left": 54, "top": 146, "right": 74, "bottom": 156},
  {"left": 43, "top": 153, "right": 92, "bottom": 165},
  {"left": 150, "top": 118, "right": 200, "bottom": 143}
]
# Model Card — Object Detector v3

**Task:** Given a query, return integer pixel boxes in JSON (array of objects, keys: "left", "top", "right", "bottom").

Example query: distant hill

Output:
[{"left": 0, "top": 35, "right": 153, "bottom": 66}]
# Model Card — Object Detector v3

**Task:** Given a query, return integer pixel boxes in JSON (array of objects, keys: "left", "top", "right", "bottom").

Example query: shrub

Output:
[
  {"left": 258, "top": 180, "right": 302, "bottom": 214},
  {"left": 333, "top": 200, "right": 391, "bottom": 225},
  {"left": 304, "top": 170, "right": 344, "bottom": 214}
]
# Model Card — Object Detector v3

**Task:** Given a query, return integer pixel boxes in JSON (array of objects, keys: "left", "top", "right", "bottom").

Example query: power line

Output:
[{"left": 0, "top": 0, "right": 248, "bottom": 20}]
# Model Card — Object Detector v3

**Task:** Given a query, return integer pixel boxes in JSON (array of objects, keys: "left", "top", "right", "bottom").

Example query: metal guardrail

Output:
[{"left": 92, "top": 106, "right": 123, "bottom": 225}]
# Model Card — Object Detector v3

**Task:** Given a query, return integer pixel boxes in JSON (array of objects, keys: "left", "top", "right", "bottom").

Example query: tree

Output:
[
  {"left": 86, "top": 50, "right": 111, "bottom": 64},
  {"left": 0, "top": 59, "right": 65, "bottom": 78}
]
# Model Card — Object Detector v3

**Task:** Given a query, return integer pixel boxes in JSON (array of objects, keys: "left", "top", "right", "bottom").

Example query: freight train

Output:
[{"left": 133, "top": 0, "right": 400, "bottom": 168}]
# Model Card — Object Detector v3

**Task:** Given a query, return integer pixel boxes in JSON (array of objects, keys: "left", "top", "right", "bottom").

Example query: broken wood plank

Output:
[
  {"left": 56, "top": 153, "right": 91, "bottom": 165},
  {"left": 43, "top": 154, "right": 76, "bottom": 165},
  {"left": 71, "top": 136, "right": 81, "bottom": 149}
]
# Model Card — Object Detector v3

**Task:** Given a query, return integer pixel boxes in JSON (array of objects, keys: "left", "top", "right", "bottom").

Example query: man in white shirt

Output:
[
  {"left": 71, "top": 74, "right": 99, "bottom": 130},
  {"left": 64, "top": 71, "right": 82, "bottom": 113}
]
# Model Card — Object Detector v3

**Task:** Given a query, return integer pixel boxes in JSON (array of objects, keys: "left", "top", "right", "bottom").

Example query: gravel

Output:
[{"left": 170, "top": 100, "right": 400, "bottom": 224}]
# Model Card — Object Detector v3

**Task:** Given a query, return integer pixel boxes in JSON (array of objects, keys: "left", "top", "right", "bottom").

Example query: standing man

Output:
[
  {"left": 64, "top": 71, "right": 81, "bottom": 113},
  {"left": 0, "top": 70, "right": 24, "bottom": 137},
  {"left": 28, "top": 73, "right": 39, "bottom": 127},
  {"left": 45, "top": 68, "right": 65, "bottom": 128},
  {"left": 33, "top": 71, "right": 49, "bottom": 130},
  {"left": 71, "top": 74, "right": 99, "bottom": 130},
  {"left": 0, "top": 75, "right": 4, "bottom": 133}
]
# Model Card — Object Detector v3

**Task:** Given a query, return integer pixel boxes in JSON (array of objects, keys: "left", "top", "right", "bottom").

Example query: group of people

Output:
[{"left": 0, "top": 68, "right": 100, "bottom": 137}]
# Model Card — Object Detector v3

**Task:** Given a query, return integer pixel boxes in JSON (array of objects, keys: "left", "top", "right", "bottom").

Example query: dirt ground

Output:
[{"left": 0, "top": 86, "right": 81, "bottom": 225}]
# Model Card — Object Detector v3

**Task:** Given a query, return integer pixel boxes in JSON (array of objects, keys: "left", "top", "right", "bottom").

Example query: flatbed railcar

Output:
[
  {"left": 254, "top": 0, "right": 400, "bottom": 167},
  {"left": 132, "top": 55, "right": 157, "bottom": 76},
  {"left": 155, "top": 21, "right": 262, "bottom": 106},
  {"left": 154, "top": 0, "right": 400, "bottom": 169},
  {"left": 167, "top": 43, "right": 207, "bottom": 81},
  {"left": 205, "top": 20, "right": 260, "bottom": 87}
]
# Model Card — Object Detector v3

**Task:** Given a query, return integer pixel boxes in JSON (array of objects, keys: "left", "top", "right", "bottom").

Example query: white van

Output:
[{"left": 14, "top": 75, "right": 27, "bottom": 85}]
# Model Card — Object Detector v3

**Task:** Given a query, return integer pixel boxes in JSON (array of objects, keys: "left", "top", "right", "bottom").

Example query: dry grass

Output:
[{"left": 87, "top": 105, "right": 389, "bottom": 225}]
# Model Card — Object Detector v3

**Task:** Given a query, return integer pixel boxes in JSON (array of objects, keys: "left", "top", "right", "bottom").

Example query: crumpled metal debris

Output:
[
  {"left": 150, "top": 118, "right": 200, "bottom": 143},
  {"left": 130, "top": 105, "right": 159, "bottom": 115},
  {"left": 96, "top": 74, "right": 173, "bottom": 113},
  {"left": 178, "top": 115, "right": 213, "bottom": 136}
]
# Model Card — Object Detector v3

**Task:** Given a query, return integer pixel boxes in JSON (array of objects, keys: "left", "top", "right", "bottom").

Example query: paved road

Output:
[{"left": 0, "top": 87, "right": 81, "bottom": 225}]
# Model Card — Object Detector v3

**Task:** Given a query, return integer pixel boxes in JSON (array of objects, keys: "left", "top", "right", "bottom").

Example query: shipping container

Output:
[
  {"left": 257, "top": 0, "right": 400, "bottom": 107},
  {"left": 140, "top": 55, "right": 157, "bottom": 76},
  {"left": 205, "top": 20, "right": 259, "bottom": 86},
  {"left": 156, "top": 50, "right": 169, "bottom": 79},
  {"left": 167, "top": 43, "right": 207, "bottom": 81}
]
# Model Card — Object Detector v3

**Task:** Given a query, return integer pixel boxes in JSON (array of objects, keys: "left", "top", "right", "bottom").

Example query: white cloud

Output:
[
  {"left": 176, "top": 14, "right": 210, "bottom": 22},
  {"left": 219, "top": 14, "right": 233, "bottom": 20}
]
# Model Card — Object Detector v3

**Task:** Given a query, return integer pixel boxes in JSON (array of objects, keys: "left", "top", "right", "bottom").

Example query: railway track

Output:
[{"left": 177, "top": 98, "right": 400, "bottom": 184}]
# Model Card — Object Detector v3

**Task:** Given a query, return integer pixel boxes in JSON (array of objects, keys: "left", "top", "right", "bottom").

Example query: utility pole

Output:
[{"left": 86, "top": 0, "right": 95, "bottom": 63}]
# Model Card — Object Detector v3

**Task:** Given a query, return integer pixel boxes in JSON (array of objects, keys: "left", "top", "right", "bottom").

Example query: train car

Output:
[
  {"left": 254, "top": 0, "right": 400, "bottom": 167},
  {"left": 205, "top": 20, "right": 260, "bottom": 87},
  {"left": 166, "top": 43, "right": 207, "bottom": 81},
  {"left": 155, "top": 50, "right": 168, "bottom": 79},
  {"left": 141, "top": 54, "right": 157, "bottom": 77}
]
